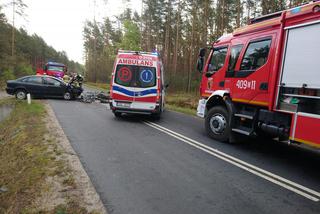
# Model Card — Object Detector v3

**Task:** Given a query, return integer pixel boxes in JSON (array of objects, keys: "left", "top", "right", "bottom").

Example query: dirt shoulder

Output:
[{"left": 0, "top": 91, "right": 10, "bottom": 99}]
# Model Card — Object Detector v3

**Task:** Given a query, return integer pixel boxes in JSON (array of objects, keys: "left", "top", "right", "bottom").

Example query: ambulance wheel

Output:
[
  {"left": 205, "top": 106, "right": 230, "bottom": 142},
  {"left": 114, "top": 112, "right": 122, "bottom": 118},
  {"left": 152, "top": 113, "right": 161, "bottom": 120}
]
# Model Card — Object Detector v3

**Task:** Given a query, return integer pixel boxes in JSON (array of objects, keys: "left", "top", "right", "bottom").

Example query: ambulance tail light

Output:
[
  {"left": 110, "top": 84, "right": 113, "bottom": 97},
  {"left": 156, "top": 89, "right": 160, "bottom": 102}
]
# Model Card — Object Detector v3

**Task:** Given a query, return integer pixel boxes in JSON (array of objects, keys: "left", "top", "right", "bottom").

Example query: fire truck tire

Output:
[{"left": 205, "top": 106, "right": 231, "bottom": 142}]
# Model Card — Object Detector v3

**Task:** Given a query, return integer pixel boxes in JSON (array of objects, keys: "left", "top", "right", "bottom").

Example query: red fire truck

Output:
[
  {"left": 36, "top": 62, "right": 67, "bottom": 79},
  {"left": 196, "top": 1, "right": 320, "bottom": 148}
]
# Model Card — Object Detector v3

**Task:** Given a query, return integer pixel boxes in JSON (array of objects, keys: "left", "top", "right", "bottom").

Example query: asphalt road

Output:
[{"left": 48, "top": 94, "right": 320, "bottom": 214}]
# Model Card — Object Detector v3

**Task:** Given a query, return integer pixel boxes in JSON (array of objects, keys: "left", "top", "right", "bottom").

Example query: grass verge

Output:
[
  {"left": 165, "top": 92, "right": 198, "bottom": 116},
  {"left": 0, "top": 99, "right": 50, "bottom": 212},
  {"left": 0, "top": 99, "right": 98, "bottom": 213},
  {"left": 85, "top": 82, "right": 110, "bottom": 91}
]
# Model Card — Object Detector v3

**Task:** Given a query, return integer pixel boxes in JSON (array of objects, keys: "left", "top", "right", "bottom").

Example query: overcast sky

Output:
[{"left": 3, "top": 0, "right": 142, "bottom": 64}]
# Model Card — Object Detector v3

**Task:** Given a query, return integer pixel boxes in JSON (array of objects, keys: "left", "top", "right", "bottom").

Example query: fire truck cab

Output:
[
  {"left": 36, "top": 62, "right": 67, "bottom": 79},
  {"left": 110, "top": 50, "right": 166, "bottom": 118},
  {"left": 196, "top": 1, "right": 320, "bottom": 148}
]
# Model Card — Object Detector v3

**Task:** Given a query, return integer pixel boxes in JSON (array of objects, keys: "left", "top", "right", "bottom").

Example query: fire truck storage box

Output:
[
  {"left": 281, "top": 21, "right": 320, "bottom": 89},
  {"left": 291, "top": 113, "right": 320, "bottom": 147}
]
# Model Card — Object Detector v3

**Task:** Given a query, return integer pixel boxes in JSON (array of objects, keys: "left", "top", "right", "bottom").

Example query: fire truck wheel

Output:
[{"left": 205, "top": 106, "right": 230, "bottom": 142}]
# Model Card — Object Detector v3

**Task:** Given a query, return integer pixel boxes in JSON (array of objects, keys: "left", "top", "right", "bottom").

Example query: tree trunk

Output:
[
  {"left": 236, "top": 0, "right": 241, "bottom": 28},
  {"left": 173, "top": 0, "right": 181, "bottom": 78},
  {"left": 187, "top": 1, "right": 196, "bottom": 93}
]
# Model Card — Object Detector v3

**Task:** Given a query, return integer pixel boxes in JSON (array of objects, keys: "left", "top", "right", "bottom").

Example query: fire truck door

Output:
[{"left": 231, "top": 36, "right": 275, "bottom": 106}]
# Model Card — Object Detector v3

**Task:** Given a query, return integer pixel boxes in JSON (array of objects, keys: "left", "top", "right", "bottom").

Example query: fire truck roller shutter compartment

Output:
[
  {"left": 280, "top": 21, "right": 320, "bottom": 147},
  {"left": 281, "top": 21, "right": 320, "bottom": 89}
]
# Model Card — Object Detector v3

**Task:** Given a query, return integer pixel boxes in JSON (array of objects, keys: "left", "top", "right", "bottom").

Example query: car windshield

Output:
[
  {"left": 45, "top": 77, "right": 63, "bottom": 86},
  {"left": 48, "top": 66, "right": 64, "bottom": 72},
  {"left": 115, "top": 65, "right": 157, "bottom": 88}
]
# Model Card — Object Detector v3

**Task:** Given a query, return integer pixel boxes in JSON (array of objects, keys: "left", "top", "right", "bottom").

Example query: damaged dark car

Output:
[{"left": 6, "top": 75, "right": 83, "bottom": 100}]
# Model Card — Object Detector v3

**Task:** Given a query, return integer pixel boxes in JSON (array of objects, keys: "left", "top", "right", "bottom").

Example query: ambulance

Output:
[{"left": 110, "top": 50, "right": 166, "bottom": 118}]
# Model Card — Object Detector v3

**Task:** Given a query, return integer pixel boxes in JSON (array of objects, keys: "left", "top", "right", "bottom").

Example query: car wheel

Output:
[
  {"left": 114, "top": 112, "right": 122, "bottom": 117},
  {"left": 63, "top": 92, "right": 72, "bottom": 100},
  {"left": 15, "top": 90, "right": 27, "bottom": 100},
  {"left": 205, "top": 106, "right": 231, "bottom": 142}
]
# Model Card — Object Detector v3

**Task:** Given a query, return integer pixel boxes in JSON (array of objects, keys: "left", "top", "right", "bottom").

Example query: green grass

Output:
[
  {"left": 165, "top": 92, "right": 199, "bottom": 116},
  {"left": 85, "top": 82, "right": 110, "bottom": 91}
]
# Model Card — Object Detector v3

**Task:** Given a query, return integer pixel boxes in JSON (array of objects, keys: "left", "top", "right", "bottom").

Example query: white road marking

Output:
[{"left": 144, "top": 121, "right": 320, "bottom": 202}]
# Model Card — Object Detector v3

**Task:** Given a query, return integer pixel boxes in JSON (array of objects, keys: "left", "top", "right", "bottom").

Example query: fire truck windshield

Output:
[
  {"left": 208, "top": 47, "right": 228, "bottom": 72},
  {"left": 48, "top": 66, "right": 64, "bottom": 72}
]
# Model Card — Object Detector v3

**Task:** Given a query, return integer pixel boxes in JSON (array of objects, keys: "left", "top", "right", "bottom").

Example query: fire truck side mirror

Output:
[
  {"left": 197, "top": 48, "right": 206, "bottom": 73},
  {"left": 199, "top": 48, "right": 206, "bottom": 57},
  {"left": 196, "top": 57, "right": 204, "bottom": 73}
]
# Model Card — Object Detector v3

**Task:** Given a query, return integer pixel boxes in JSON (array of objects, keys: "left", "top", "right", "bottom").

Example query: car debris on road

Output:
[{"left": 80, "top": 91, "right": 110, "bottom": 104}]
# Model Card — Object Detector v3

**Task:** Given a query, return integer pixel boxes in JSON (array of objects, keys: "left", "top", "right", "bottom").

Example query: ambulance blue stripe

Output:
[{"left": 113, "top": 85, "right": 157, "bottom": 97}]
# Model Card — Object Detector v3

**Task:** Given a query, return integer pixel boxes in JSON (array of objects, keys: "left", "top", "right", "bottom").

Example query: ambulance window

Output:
[
  {"left": 115, "top": 65, "right": 156, "bottom": 88},
  {"left": 208, "top": 47, "right": 228, "bottom": 72},
  {"left": 226, "top": 44, "right": 243, "bottom": 77},
  {"left": 137, "top": 67, "right": 156, "bottom": 88},
  {"left": 239, "top": 39, "right": 271, "bottom": 75},
  {"left": 115, "top": 65, "right": 133, "bottom": 87}
]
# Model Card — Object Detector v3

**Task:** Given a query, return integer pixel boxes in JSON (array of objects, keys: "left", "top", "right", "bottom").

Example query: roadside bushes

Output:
[
  {"left": 0, "top": 69, "right": 15, "bottom": 89},
  {"left": 0, "top": 63, "right": 35, "bottom": 89},
  {"left": 15, "top": 63, "right": 34, "bottom": 77}
]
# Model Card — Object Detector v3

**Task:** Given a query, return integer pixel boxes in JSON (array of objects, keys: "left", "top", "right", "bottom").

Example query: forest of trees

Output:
[
  {"left": 83, "top": 0, "right": 306, "bottom": 93},
  {"left": 0, "top": 2, "right": 84, "bottom": 88}
]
